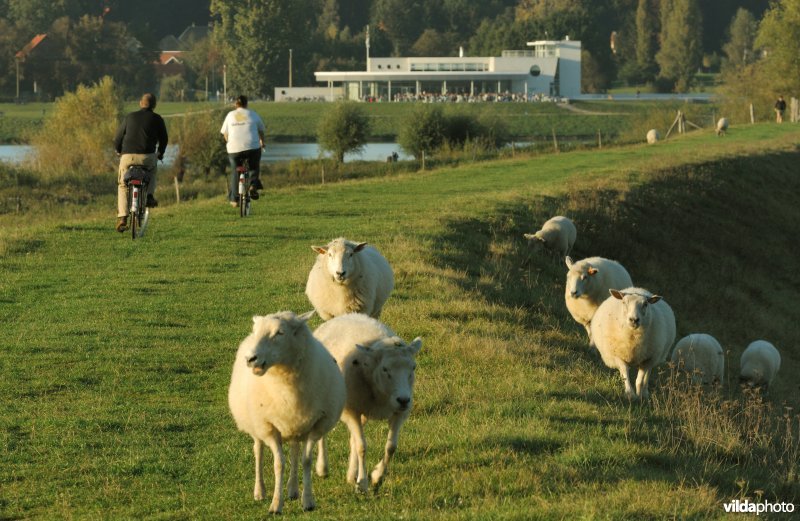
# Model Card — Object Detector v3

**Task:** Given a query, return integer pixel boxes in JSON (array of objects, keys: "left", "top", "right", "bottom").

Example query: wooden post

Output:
[
  {"left": 665, "top": 111, "right": 681, "bottom": 139},
  {"left": 321, "top": 164, "right": 325, "bottom": 184},
  {"left": 597, "top": 130, "right": 602, "bottom": 149},
  {"left": 421, "top": 150, "right": 425, "bottom": 171},
  {"left": 552, "top": 128, "right": 559, "bottom": 153},
  {"left": 174, "top": 176, "right": 180, "bottom": 204},
  {"left": 749, "top": 103, "right": 755, "bottom": 124}
]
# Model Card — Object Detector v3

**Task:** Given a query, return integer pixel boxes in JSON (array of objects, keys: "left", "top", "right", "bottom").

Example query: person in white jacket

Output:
[{"left": 220, "top": 95, "right": 266, "bottom": 205}]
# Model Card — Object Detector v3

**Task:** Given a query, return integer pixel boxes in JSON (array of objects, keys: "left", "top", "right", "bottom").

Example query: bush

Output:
[
  {"left": 29, "top": 76, "right": 123, "bottom": 178},
  {"left": 317, "top": 101, "right": 370, "bottom": 163},
  {"left": 159, "top": 75, "right": 190, "bottom": 102},
  {"left": 170, "top": 109, "right": 229, "bottom": 180},
  {"left": 398, "top": 105, "right": 446, "bottom": 159}
]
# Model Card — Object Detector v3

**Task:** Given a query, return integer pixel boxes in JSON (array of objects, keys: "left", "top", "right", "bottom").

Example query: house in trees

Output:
[{"left": 312, "top": 39, "right": 581, "bottom": 102}]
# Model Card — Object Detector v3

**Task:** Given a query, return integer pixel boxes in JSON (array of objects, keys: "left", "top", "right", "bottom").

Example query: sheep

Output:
[
  {"left": 228, "top": 311, "right": 346, "bottom": 513},
  {"left": 305, "top": 238, "right": 394, "bottom": 321},
  {"left": 564, "top": 256, "right": 633, "bottom": 345},
  {"left": 590, "top": 287, "right": 676, "bottom": 401},
  {"left": 312, "top": 313, "right": 423, "bottom": 493},
  {"left": 523, "top": 216, "right": 576, "bottom": 258},
  {"left": 670, "top": 333, "right": 724, "bottom": 385},
  {"left": 646, "top": 129, "right": 660, "bottom": 144},
  {"left": 715, "top": 117, "right": 729, "bottom": 136},
  {"left": 739, "top": 340, "right": 781, "bottom": 390}
]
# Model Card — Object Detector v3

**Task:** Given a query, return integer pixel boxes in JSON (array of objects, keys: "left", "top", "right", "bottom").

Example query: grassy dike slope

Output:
[{"left": 1, "top": 123, "right": 799, "bottom": 519}]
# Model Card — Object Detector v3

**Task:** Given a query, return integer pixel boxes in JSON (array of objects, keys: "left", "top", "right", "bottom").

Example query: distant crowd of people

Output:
[{"left": 363, "top": 92, "right": 567, "bottom": 103}]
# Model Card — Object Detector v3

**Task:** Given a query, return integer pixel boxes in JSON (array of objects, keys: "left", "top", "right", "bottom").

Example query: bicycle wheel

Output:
[
  {"left": 126, "top": 186, "right": 138, "bottom": 239},
  {"left": 239, "top": 192, "right": 246, "bottom": 217}
]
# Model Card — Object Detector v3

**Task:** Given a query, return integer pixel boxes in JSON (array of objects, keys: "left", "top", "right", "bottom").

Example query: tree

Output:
[
  {"left": 722, "top": 8, "right": 758, "bottom": 69},
  {"left": 656, "top": 0, "right": 703, "bottom": 92},
  {"left": 755, "top": 0, "right": 800, "bottom": 95},
  {"left": 410, "top": 29, "right": 458, "bottom": 57},
  {"left": 398, "top": 105, "right": 446, "bottom": 160},
  {"left": 317, "top": 102, "right": 370, "bottom": 163},
  {"left": 30, "top": 76, "right": 123, "bottom": 177},
  {"left": 210, "top": 0, "right": 318, "bottom": 98},
  {"left": 371, "top": 0, "right": 423, "bottom": 56},
  {"left": 634, "top": 0, "right": 658, "bottom": 80}
]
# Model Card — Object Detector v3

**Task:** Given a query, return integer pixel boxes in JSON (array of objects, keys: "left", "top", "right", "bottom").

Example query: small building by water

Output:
[{"left": 275, "top": 39, "right": 581, "bottom": 102}]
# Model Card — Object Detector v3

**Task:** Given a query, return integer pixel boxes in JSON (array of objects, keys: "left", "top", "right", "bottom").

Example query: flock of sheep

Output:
[
  {"left": 228, "top": 237, "right": 417, "bottom": 513},
  {"left": 527, "top": 215, "right": 782, "bottom": 401},
  {"left": 227, "top": 209, "right": 782, "bottom": 513}
]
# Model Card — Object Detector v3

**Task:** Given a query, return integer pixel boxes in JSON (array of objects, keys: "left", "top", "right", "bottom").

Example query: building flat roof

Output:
[{"left": 315, "top": 71, "right": 534, "bottom": 81}]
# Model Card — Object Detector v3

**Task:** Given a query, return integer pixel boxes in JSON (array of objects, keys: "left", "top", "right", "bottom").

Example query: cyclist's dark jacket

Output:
[{"left": 113, "top": 108, "right": 168, "bottom": 156}]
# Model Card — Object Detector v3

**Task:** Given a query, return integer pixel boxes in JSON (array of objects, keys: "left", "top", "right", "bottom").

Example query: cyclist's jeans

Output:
[
  {"left": 228, "top": 148, "right": 263, "bottom": 202},
  {"left": 118, "top": 153, "right": 157, "bottom": 218}
]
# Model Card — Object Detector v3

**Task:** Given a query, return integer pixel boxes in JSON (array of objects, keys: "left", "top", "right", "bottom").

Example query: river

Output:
[{"left": 0, "top": 143, "right": 411, "bottom": 165}]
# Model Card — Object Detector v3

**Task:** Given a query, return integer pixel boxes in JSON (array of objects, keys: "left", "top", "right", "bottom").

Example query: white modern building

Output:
[{"left": 310, "top": 39, "right": 581, "bottom": 102}]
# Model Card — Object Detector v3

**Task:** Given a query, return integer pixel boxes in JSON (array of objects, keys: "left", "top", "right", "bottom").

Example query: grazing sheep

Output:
[
  {"left": 564, "top": 256, "right": 633, "bottom": 344},
  {"left": 312, "top": 313, "right": 422, "bottom": 493},
  {"left": 670, "top": 333, "right": 724, "bottom": 385},
  {"left": 228, "top": 311, "right": 346, "bottom": 513},
  {"left": 715, "top": 117, "right": 729, "bottom": 136},
  {"left": 523, "top": 216, "right": 577, "bottom": 257},
  {"left": 590, "top": 287, "right": 676, "bottom": 401},
  {"left": 305, "top": 238, "right": 394, "bottom": 321},
  {"left": 646, "top": 129, "right": 660, "bottom": 144},
  {"left": 739, "top": 340, "right": 781, "bottom": 389}
]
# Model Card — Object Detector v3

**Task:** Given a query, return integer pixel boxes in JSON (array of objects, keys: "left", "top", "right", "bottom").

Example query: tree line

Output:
[{"left": 2, "top": 0, "right": 796, "bottom": 102}]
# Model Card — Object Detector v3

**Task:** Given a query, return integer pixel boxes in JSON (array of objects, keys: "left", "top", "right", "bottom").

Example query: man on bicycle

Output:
[
  {"left": 220, "top": 95, "right": 265, "bottom": 206},
  {"left": 113, "top": 93, "right": 168, "bottom": 232}
]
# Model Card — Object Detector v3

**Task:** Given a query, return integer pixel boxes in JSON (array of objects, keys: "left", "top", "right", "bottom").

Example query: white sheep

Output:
[
  {"left": 564, "top": 256, "right": 633, "bottom": 344},
  {"left": 305, "top": 238, "right": 394, "bottom": 321},
  {"left": 312, "top": 313, "right": 422, "bottom": 493},
  {"left": 523, "top": 216, "right": 577, "bottom": 257},
  {"left": 590, "top": 287, "right": 676, "bottom": 401},
  {"left": 670, "top": 333, "right": 724, "bottom": 385},
  {"left": 228, "top": 311, "right": 346, "bottom": 513},
  {"left": 646, "top": 129, "right": 660, "bottom": 144},
  {"left": 739, "top": 340, "right": 781, "bottom": 389},
  {"left": 715, "top": 117, "right": 729, "bottom": 136}
]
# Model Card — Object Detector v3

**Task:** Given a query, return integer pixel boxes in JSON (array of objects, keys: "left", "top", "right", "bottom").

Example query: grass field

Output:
[
  {"left": 0, "top": 99, "right": 720, "bottom": 144},
  {"left": 1, "top": 122, "right": 799, "bottom": 519}
]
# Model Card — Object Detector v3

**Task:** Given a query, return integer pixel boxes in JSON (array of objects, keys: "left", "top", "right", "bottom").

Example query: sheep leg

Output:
[
  {"left": 315, "top": 437, "right": 328, "bottom": 477},
  {"left": 636, "top": 367, "right": 652, "bottom": 401},
  {"left": 618, "top": 363, "right": 637, "bottom": 401},
  {"left": 343, "top": 412, "right": 369, "bottom": 492},
  {"left": 252, "top": 438, "right": 266, "bottom": 501},
  {"left": 346, "top": 431, "right": 358, "bottom": 483},
  {"left": 264, "top": 434, "right": 285, "bottom": 514},
  {"left": 301, "top": 438, "right": 317, "bottom": 511},
  {"left": 370, "top": 413, "right": 406, "bottom": 489},
  {"left": 288, "top": 441, "right": 300, "bottom": 500}
]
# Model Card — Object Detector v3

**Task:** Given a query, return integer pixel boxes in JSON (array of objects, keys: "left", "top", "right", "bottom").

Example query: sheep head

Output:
[
  {"left": 244, "top": 311, "right": 315, "bottom": 375},
  {"left": 311, "top": 238, "right": 368, "bottom": 284},
  {"left": 565, "top": 256, "right": 599, "bottom": 299},
  {"left": 609, "top": 289, "right": 661, "bottom": 330},
  {"left": 353, "top": 336, "right": 423, "bottom": 413}
]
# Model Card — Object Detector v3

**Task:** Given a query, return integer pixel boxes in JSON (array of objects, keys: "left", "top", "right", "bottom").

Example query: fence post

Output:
[
  {"left": 174, "top": 176, "right": 180, "bottom": 204},
  {"left": 597, "top": 130, "right": 602, "bottom": 149},
  {"left": 750, "top": 103, "right": 755, "bottom": 124},
  {"left": 552, "top": 128, "right": 559, "bottom": 153}
]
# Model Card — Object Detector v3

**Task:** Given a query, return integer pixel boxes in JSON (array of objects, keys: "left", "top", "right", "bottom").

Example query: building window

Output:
[
  {"left": 378, "top": 65, "right": 382, "bottom": 69},
  {"left": 530, "top": 65, "right": 541, "bottom": 77},
  {"left": 387, "top": 64, "right": 391, "bottom": 69}
]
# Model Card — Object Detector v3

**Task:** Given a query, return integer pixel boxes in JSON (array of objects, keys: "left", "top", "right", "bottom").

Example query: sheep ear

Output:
[
  {"left": 565, "top": 256, "right": 574, "bottom": 268},
  {"left": 408, "top": 337, "right": 423, "bottom": 356},
  {"left": 587, "top": 267, "right": 598, "bottom": 276},
  {"left": 610, "top": 289, "right": 624, "bottom": 300},
  {"left": 354, "top": 242, "right": 368, "bottom": 253},
  {"left": 647, "top": 295, "right": 662, "bottom": 304},
  {"left": 355, "top": 343, "right": 372, "bottom": 354},
  {"left": 524, "top": 233, "right": 535, "bottom": 240},
  {"left": 297, "top": 310, "right": 315, "bottom": 322},
  {"left": 312, "top": 245, "right": 327, "bottom": 255}
]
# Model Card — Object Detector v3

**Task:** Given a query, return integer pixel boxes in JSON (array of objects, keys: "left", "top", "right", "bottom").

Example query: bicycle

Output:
[
  {"left": 235, "top": 157, "right": 252, "bottom": 217},
  {"left": 123, "top": 165, "right": 152, "bottom": 239}
]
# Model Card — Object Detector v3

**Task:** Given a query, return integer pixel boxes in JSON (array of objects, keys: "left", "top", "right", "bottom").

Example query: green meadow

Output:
[{"left": 1, "top": 122, "right": 799, "bottom": 519}]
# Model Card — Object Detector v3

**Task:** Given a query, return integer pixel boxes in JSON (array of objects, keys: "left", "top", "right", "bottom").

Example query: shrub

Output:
[
  {"left": 317, "top": 101, "right": 370, "bottom": 163},
  {"left": 29, "top": 76, "right": 123, "bottom": 179},
  {"left": 170, "top": 109, "right": 229, "bottom": 180},
  {"left": 398, "top": 104, "right": 446, "bottom": 159},
  {"left": 159, "top": 75, "right": 189, "bottom": 102}
]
